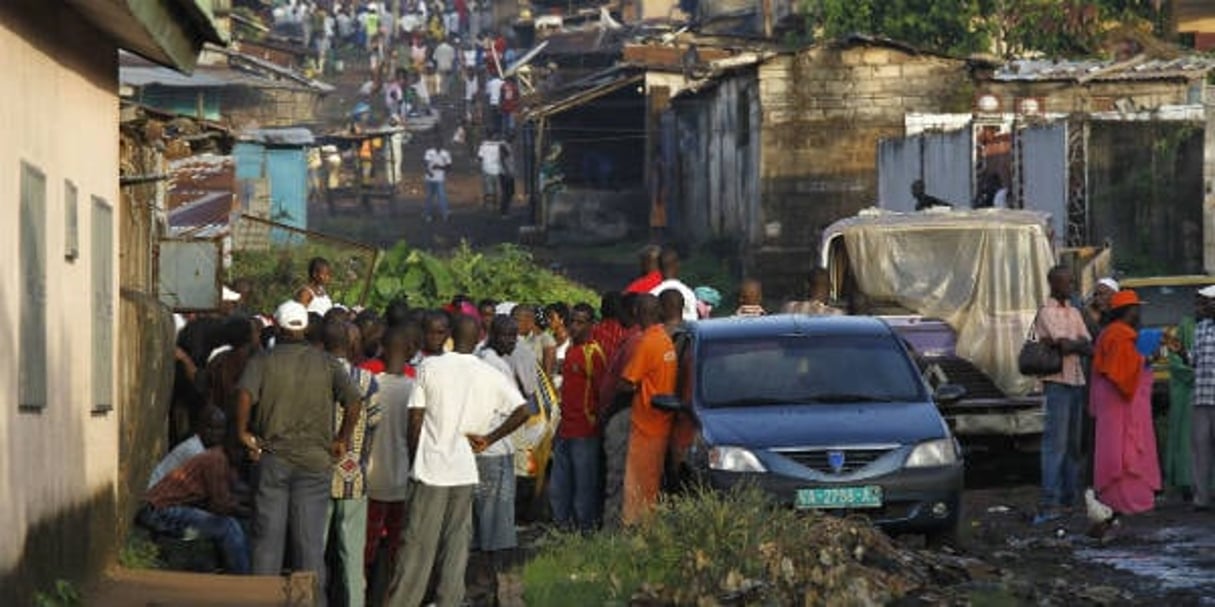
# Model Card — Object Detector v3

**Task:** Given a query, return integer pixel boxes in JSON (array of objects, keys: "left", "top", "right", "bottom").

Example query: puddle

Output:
[{"left": 1074, "top": 525, "right": 1215, "bottom": 596}]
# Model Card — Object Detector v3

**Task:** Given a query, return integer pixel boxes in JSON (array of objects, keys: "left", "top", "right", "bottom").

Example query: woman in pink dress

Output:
[{"left": 1088, "top": 290, "right": 1161, "bottom": 535}]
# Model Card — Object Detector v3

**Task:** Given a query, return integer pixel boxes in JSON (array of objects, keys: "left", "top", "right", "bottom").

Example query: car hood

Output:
[{"left": 696, "top": 401, "right": 948, "bottom": 449}]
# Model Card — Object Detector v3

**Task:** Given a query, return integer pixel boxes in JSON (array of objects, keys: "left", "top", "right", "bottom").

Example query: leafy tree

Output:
[
  {"left": 802, "top": 0, "right": 1167, "bottom": 58},
  {"left": 983, "top": 0, "right": 1165, "bottom": 57},
  {"left": 806, "top": 0, "right": 988, "bottom": 56}
]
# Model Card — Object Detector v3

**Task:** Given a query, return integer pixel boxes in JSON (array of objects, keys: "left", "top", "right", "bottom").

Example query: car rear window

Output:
[{"left": 698, "top": 333, "right": 927, "bottom": 407}]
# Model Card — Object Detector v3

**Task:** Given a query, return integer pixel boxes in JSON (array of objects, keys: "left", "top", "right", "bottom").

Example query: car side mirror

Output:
[
  {"left": 934, "top": 384, "right": 966, "bottom": 404},
  {"left": 651, "top": 394, "right": 683, "bottom": 412}
]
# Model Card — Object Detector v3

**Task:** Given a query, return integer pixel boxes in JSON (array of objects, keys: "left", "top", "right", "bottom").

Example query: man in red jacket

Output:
[{"left": 549, "top": 303, "right": 608, "bottom": 531}]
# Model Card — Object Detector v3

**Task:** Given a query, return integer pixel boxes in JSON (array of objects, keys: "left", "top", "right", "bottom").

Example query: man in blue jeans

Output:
[
  {"left": 139, "top": 405, "right": 251, "bottom": 573},
  {"left": 1032, "top": 266, "right": 1093, "bottom": 524},
  {"left": 549, "top": 303, "right": 608, "bottom": 531},
  {"left": 236, "top": 300, "right": 363, "bottom": 604},
  {"left": 423, "top": 137, "right": 452, "bottom": 222}
]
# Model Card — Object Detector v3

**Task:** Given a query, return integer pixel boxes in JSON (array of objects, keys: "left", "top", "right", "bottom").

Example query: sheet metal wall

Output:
[
  {"left": 878, "top": 127, "right": 972, "bottom": 210},
  {"left": 1018, "top": 122, "right": 1069, "bottom": 249}
]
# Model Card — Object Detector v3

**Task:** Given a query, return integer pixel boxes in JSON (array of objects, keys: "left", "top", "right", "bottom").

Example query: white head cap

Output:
[
  {"left": 222, "top": 286, "right": 242, "bottom": 303},
  {"left": 1199, "top": 285, "right": 1215, "bottom": 299},
  {"left": 1096, "top": 278, "right": 1120, "bottom": 293},
  {"left": 274, "top": 300, "right": 310, "bottom": 331}
]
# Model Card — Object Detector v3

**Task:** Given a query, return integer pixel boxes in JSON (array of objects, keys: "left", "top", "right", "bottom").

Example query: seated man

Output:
[{"left": 138, "top": 405, "right": 251, "bottom": 574}]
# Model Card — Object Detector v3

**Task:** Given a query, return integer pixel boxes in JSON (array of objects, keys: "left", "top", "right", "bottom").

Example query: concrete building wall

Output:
[
  {"left": 0, "top": 4, "right": 121, "bottom": 602},
  {"left": 979, "top": 79, "right": 1199, "bottom": 114},
  {"left": 754, "top": 44, "right": 973, "bottom": 297}
]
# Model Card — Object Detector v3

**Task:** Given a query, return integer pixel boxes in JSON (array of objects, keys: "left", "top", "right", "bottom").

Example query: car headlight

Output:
[
  {"left": 708, "top": 446, "right": 767, "bottom": 473},
  {"left": 904, "top": 439, "right": 959, "bottom": 468}
]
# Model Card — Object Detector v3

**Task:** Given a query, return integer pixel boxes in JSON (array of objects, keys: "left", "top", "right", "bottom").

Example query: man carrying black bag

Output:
[{"left": 1028, "top": 265, "right": 1093, "bottom": 525}]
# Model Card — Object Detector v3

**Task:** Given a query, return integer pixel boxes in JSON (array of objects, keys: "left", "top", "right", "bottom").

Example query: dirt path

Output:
[{"left": 958, "top": 485, "right": 1215, "bottom": 604}]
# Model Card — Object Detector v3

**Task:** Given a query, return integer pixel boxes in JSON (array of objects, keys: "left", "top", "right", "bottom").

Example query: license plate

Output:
[{"left": 795, "top": 486, "right": 883, "bottom": 509}]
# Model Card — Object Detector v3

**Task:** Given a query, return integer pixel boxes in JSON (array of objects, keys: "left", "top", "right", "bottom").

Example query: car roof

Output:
[{"left": 691, "top": 314, "right": 893, "bottom": 340}]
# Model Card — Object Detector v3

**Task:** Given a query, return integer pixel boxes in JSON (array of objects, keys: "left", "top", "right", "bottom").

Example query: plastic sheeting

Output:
[{"left": 824, "top": 210, "right": 1056, "bottom": 397}]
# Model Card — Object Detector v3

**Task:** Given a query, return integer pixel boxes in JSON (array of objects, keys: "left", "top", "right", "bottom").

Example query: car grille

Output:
[
  {"left": 926, "top": 357, "right": 1004, "bottom": 399},
  {"left": 781, "top": 448, "right": 894, "bottom": 475}
]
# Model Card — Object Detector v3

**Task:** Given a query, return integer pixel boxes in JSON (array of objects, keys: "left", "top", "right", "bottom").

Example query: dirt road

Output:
[{"left": 955, "top": 484, "right": 1215, "bottom": 605}]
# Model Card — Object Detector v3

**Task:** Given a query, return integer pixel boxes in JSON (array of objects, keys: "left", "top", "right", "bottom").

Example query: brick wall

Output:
[{"left": 753, "top": 44, "right": 973, "bottom": 298}]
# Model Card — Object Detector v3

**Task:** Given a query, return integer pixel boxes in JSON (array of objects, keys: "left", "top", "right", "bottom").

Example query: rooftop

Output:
[{"left": 990, "top": 55, "right": 1215, "bottom": 82}]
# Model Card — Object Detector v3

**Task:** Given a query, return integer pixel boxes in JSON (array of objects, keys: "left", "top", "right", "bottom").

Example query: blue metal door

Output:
[{"left": 265, "top": 147, "right": 308, "bottom": 240}]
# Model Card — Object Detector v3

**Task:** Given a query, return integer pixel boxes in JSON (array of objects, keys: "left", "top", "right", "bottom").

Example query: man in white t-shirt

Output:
[
  {"left": 423, "top": 138, "right": 453, "bottom": 222},
  {"left": 485, "top": 73, "right": 504, "bottom": 134},
  {"left": 477, "top": 134, "right": 503, "bottom": 208},
  {"left": 433, "top": 38, "right": 458, "bottom": 97},
  {"left": 649, "top": 247, "right": 698, "bottom": 321},
  {"left": 474, "top": 315, "right": 543, "bottom": 589},
  {"left": 385, "top": 315, "right": 528, "bottom": 607}
]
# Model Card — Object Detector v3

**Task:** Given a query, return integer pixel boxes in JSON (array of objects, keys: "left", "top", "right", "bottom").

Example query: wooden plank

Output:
[{"left": 621, "top": 44, "right": 734, "bottom": 68}]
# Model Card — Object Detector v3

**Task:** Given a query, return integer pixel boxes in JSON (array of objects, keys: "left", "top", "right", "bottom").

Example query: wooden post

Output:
[{"left": 761, "top": 0, "right": 773, "bottom": 38}]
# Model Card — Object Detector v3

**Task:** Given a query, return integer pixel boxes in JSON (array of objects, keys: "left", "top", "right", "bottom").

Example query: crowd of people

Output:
[
  {"left": 148, "top": 243, "right": 1215, "bottom": 605},
  {"left": 288, "top": 0, "right": 533, "bottom": 223},
  {"left": 147, "top": 246, "right": 831, "bottom": 606},
  {"left": 1031, "top": 268, "right": 1215, "bottom": 538}
]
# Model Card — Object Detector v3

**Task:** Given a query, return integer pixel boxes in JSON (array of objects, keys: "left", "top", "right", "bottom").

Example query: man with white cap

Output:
[
  {"left": 1184, "top": 285, "right": 1215, "bottom": 510},
  {"left": 1086, "top": 277, "right": 1120, "bottom": 336},
  {"left": 236, "top": 300, "right": 363, "bottom": 604}
]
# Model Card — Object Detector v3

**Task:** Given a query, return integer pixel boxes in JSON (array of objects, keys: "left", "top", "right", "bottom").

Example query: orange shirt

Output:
[
  {"left": 1093, "top": 320, "right": 1143, "bottom": 400},
  {"left": 622, "top": 324, "right": 678, "bottom": 439}
]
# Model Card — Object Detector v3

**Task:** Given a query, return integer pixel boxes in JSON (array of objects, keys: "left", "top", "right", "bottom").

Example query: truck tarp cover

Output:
[{"left": 828, "top": 210, "right": 1055, "bottom": 397}]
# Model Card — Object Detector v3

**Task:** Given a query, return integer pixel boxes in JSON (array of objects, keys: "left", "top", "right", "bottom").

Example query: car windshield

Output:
[{"left": 698, "top": 333, "right": 927, "bottom": 407}]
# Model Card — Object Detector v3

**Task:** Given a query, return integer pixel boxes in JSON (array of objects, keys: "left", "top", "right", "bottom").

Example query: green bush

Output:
[
  {"left": 33, "top": 580, "right": 80, "bottom": 607},
  {"left": 118, "top": 532, "right": 162, "bottom": 570},
  {"left": 366, "top": 240, "right": 600, "bottom": 310},
  {"left": 230, "top": 239, "right": 600, "bottom": 315},
  {"left": 230, "top": 241, "right": 374, "bottom": 314},
  {"left": 523, "top": 487, "right": 918, "bottom": 606}
]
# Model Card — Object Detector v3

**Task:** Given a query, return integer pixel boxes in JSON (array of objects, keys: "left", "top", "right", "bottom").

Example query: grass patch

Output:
[
  {"left": 119, "top": 532, "right": 162, "bottom": 570},
  {"left": 523, "top": 486, "right": 921, "bottom": 606},
  {"left": 33, "top": 580, "right": 80, "bottom": 607}
]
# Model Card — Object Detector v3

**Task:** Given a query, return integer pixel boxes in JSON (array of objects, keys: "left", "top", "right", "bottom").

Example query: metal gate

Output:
[{"left": 878, "top": 127, "right": 973, "bottom": 211}]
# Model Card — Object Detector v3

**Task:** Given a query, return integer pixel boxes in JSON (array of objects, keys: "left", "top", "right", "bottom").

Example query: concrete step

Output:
[{"left": 88, "top": 568, "right": 317, "bottom": 606}]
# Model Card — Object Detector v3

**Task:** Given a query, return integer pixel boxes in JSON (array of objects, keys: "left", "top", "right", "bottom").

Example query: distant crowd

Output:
[{"left": 150, "top": 246, "right": 841, "bottom": 606}]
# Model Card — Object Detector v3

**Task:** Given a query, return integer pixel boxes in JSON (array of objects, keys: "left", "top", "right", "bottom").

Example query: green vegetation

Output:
[
  {"left": 230, "top": 240, "right": 375, "bottom": 314},
  {"left": 523, "top": 487, "right": 918, "bottom": 606},
  {"left": 118, "top": 533, "right": 162, "bottom": 570},
  {"left": 33, "top": 580, "right": 80, "bottom": 607},
  {"left": 230, "top": 239, "right": 600, "bottom": 314},
  {"left": 802, "top": 0, "right": 1169, "bottom": 57},
  {"left": 370, "top": 241, "right": 600, "bottom": 309}
]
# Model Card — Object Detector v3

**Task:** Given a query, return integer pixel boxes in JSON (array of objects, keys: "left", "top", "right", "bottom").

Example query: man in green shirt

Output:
[{"left": 236, "top": 300, "right": 363, "bottom": 605}]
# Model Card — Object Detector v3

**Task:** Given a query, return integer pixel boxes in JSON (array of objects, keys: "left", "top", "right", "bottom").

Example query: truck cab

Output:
[{"left": 819, "top": 209, "right": 1059, "bottom": 456}]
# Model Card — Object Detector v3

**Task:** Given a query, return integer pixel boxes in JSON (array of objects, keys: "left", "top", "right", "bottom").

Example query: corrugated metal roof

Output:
[
  {"left": 119, "top": 49, "right": 333, "bottom": 92},
  {"left": 991, "top": 56, "right": 1215, "bottom": 82},
  {"left": 168, "top": 191, "right": 234, "bottom": 231},
  {"left": 239, "top": 127, "right": 315, "bottom": 146},
  {"left": 120, "top": 65, "right": 231, "bottom": 88}
]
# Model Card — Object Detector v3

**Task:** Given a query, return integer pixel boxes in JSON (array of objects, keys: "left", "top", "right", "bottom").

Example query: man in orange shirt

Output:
[{"left": 619, "top": 294, "right": 678, "bottom": 525}]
